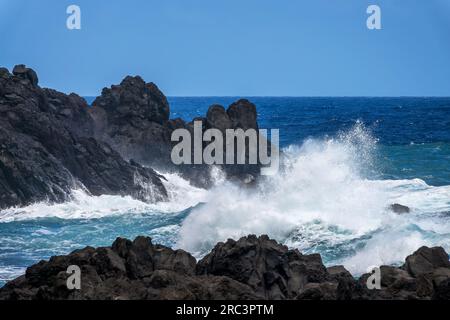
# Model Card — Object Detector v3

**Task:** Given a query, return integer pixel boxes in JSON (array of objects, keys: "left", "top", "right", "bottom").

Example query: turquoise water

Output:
[{"left": 1, "top": 97, "right": 450, "bottom": 286}]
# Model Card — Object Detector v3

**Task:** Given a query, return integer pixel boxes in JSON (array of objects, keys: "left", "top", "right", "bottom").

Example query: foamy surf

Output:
[
  {"left": 0, "top": 172, "right": 208, "bottom": 223},
  {"left": 0, "top": 122, "right": 449, "bottom": 277},
  {"left": 176, "top": 123, "right": 450, "bottom": 273}
]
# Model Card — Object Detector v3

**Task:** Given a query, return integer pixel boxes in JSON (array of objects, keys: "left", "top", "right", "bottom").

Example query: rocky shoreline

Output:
[
  {"left": 1, "top": 65, "right": 449, "bottom": 300},
  {"left": 0, "top": 235, "right": 449, "bottom": 300},
  {"left": 0, "top": 65, "right": 262, "bottom": 209}
]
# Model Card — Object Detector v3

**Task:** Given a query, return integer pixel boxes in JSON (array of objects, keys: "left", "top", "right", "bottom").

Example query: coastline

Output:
[
  {"left": 1, "top": 65, "right": 450, "bottom": 300},
  {"left": 1, "top": 234, "right": 449, "bottom": 300}
]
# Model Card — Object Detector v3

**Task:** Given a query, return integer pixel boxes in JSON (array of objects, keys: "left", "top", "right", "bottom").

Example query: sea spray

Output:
[
  {"left": 176, "top": 122, "right": 450, "bottom": 274},
  {"left": 0, "top": 172, "right": 208, "bottom": 223},
  {"left": 1, "top": 122, "right": 450, "bottom": 278},
  {"left": 176, "top": 122, "right": 387, "bottom": 252}
]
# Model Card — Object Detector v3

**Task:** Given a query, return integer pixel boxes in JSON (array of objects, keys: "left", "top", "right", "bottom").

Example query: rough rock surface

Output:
[
  {"left": 12, "top": 64, "right": 39, "bottom": 88},
  {"left": 356, "top": 246, "right": 450, "bottom": 300},
  {"left": 1, "top": 64, "right": 268, "bottom": 207},
  {"left": 90, "top": 76, "right": 172, "bottom": 169},
  {"left": 0, "top": 235, "right": 448, "bottom": 300},
  {"left": 196, "top": 235, "right": 329, "bottom": 299},
  {"left": 0, "top": 65, "right": 167, "bottom": 209},
  {"left": 90, "top": 77, "right": 263, "bottom": 187}
]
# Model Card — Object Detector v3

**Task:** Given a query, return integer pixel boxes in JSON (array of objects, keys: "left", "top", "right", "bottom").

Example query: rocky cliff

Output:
[
  {"left": 90, "top": 76, "right": 263, "bottom": 188},
  {"left": 0, "top": 235, "right": 448, "bottom": 300},
  {"left": 0, "top": 65, "right": 266, "bottom": 208},
  {"left": 0, "top": 65, "right": 168, "bottom": 209}
]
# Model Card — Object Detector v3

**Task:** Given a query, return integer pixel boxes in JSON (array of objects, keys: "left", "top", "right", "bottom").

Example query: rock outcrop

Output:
[
  {"left": 196, "top": 235, "right": 329, "bottom": 299},
  {"left": 12, "top": 64, "right": 39, "bottom": 88},
  {"left": 390, "top": 203, "right": 410, "bottom": 214},
  {"left": 90, "top": 77, "right": 263, "bottom": 187},
  {"left": 0, "top": 64, "right": 268, "bottom": 208},
  {"left": 0, "top": 235, "right": 448, "bottom": 300},
  {"left": 0, "top": 65, "right": 167, "bottom": 209},
  {"left": 90, "top": 76, "right": 172, "bottom": 169},
  {"left": 354, "top": 246, "right": 450, "bottom": 300},
  {"left": 0, "top": 65, "right": 270, "bottom": 209}
]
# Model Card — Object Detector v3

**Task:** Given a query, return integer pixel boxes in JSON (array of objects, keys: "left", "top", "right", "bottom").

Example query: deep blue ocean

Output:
[{"left": 1, "top": 97, "right": 449, "bottom": 286}]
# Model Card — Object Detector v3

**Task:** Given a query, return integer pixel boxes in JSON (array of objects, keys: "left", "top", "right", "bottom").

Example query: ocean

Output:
[{"left": 1, "top": 97, "right": 449, "bottom": 287}]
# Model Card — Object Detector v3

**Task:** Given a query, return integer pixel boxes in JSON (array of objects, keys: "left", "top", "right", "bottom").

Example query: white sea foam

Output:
[
  {"left": 176, "top": 122, "right": 450, "bottom": 272},
  {"left": 342, "top": 229, "right": 432, "bottom": 274},
  {"left": 0, "top": 172, "right": 208, "bottom": 223},
  {"left": 1, "top": 122, "right": 449, "bottom": 275}
]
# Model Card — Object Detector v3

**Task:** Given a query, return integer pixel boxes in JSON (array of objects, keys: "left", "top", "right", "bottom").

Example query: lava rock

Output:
[
  {"left": 196, "top": 235, "right": 329, "bottom": 299},
  {"left": 90, "top": 76, "right": 173, "bottom": 169},
  {"left": 12, "top": 64, "right": 38, "bottom": 87},
  {"left": 0, "top": 235, "right": 449, "bottom": 300},
  {"left": 227, "top": 99, "right": 258, "bottom": 130},
  {"left": 354, "top": 246, "right": 450, "bottom": 300},
  {"left": 405, "top": 246, "right": 450, "bottom": 277},
  {"left": 0, "top": 67, "right": 11, "bottom": 78},
  {"left": 0, "top": 65, "right": 167, "bottom": 209},
  {"left": 390, "top": 203, "right": 411, "bottom": 214},
  {"left": 90, "top": 77, "right": 264, "bottom": 187}
]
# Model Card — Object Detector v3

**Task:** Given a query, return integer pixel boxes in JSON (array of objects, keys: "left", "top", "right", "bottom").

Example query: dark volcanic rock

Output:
[
  {"left": 206, "top": 104, "right": 232, "bottom": 132},
  {"left": 90, "top": 76, "right": 173, "bottom": 169},
  {"left": 90, "top": 76, "right": 264, "bottom": 187},
  {"left": 0, "top": 65, "right": 167, "bottom": 209},
  {"left": 0, "top": 235, "right": 449, "bottom": 300},
  {"left": 227, "top": 99, "right": 258, "bottom": 130},
  {"left": 207, "top": 99, "right": 261, "bottom": 180},
  {"left": 0, "top": 236, "right": 261, "bottom": 300},
  {"left": 0, "top": 64, "right": 266, "bottom": 206},
  {"left": 12, "top": 64, "right": 39, "bottom": 87},
  {"left": 405, "top": 246, "right": 450, "bottom": 277},
  {"left": 196, "top": 235, "right": 330, "bottom": 299},
  {"left": 390, "top": 203, "right": 410, "bottom": 214},
  {"left": 355, "top": 246, "right": 450, "bottom": 300}
]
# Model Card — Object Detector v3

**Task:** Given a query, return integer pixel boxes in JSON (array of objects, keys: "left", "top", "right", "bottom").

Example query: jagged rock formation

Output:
[
  {"left": 0, "top": 235, "right": 448, "bottom": 300},
  {"left": 90, "top": 76, "right": 262, "bottom": 187},
  {"left": 0, "top": 65, "right": 167, "bottom": 209},
  {"left": 90, "top": 76, "right": 172, "bottom": 169},
  {"left": 0, "top": 64, "right": 267, "bottom": 208},
  {"left": 11, "top": 64, "right": 39, "bottom": 88}
]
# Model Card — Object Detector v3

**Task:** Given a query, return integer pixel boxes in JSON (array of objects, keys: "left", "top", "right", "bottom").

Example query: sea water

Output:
[{"left": 1, "top": 97, "right": 449, "bottom": 286}]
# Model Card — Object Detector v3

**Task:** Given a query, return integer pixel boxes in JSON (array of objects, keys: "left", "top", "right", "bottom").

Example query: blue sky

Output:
[{"left": 1, "top": 0, "right": 449, "bottom": 96}]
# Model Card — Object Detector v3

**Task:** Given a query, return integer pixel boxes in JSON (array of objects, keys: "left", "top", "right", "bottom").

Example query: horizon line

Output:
[{"left": 81, "top": 95, "right": 450, "bottom": 99}]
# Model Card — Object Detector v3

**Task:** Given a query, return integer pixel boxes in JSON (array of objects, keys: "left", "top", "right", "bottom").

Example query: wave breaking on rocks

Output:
[{"left": 0, "top": 65, "right": 263, "bottom": 209}]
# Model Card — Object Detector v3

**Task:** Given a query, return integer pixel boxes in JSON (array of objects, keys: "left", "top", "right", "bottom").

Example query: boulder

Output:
[
  {"left": 12, "top": 64, "right": 38, "bottom": 87},
  {"left": 405, "top": 246, "right": 450, "bottom": 277},
  {"left": 111, "top": 237, "right": 196, "bottom": 278},
  {"left": 390, "top": 203, "right": 410, "bottom": 214},
  {"left": 354, "top": 246, "right": 450, "bottom": 300},
  {"left": 196, "top": 235, "right": 329, "bottom": 299},
  {"left": 227, "top": 99, "right": 258, "bottom": 130},
  {"left": 206, "top": 104, "right": 232, "bottom": 132}
]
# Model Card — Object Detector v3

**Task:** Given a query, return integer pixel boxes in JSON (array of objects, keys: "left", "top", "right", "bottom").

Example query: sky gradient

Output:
[{"left": 1, "top": 0, "right": 449, "bottom": 96}]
